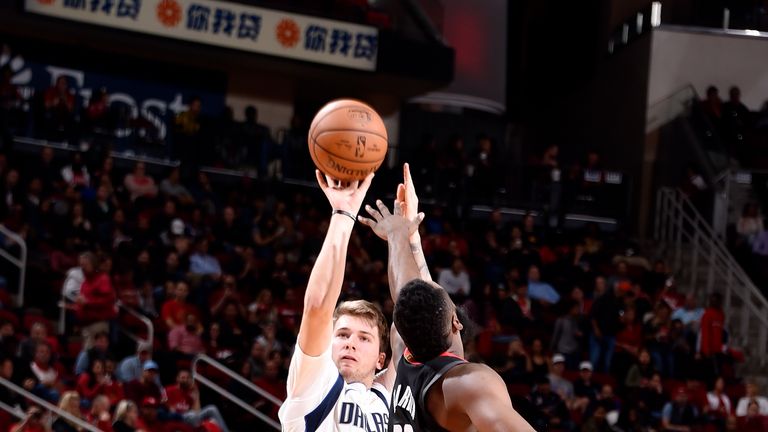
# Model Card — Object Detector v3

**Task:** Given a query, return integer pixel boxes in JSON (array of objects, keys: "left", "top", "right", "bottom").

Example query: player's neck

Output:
[
  {"left": 449, "top": 336, "right": 464, "bottom": 358},
  {"left": 344, "top": 375, "right": 375, "bottom": 389}
]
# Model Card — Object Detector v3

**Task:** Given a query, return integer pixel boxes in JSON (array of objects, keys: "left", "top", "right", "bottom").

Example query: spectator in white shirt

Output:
[
  {"left": 62, "top": 253, "right": 89, "bottom": 301},
  {"left": 705, "top": 377, "right": 732, "bottom": 424},
  {"left": 437, "top": 258, "right": 471, "bottom": 298},
  {"left": 736, "top": 381, "right": 768, "bottom": 417}
]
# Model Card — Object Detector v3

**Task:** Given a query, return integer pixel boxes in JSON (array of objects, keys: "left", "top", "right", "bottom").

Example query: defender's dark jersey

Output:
[{"left": 388, "top": 350, "right": 466, "bottom": 432}]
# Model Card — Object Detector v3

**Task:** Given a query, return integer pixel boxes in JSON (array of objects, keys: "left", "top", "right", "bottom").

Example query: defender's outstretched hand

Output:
[{"left": 358, "top": 199, "right": 424, "bottom": 240}]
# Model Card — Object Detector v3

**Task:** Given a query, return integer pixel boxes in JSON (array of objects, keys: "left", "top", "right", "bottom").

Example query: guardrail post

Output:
[
  {"left": 691, "top": 231, "right": 699, "bottom": 290},
  {"left": 760, "top": 324, "right": 768, "bottom": 367},
  {"left": 655, "top": 189, "right": 662, "bottom": 240},
  {"left": 707, "top": 245, "right": 715, "bottom": 294},
  {"left": 0, "top": 225, "right": 28, "bottom": 308}
]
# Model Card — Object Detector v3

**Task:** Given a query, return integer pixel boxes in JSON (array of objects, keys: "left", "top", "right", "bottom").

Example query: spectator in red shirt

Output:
[
  {"left": 699, "top": 292, "right": 725, "bottom": 357},
  {"left": 84, "top": 87, "right": 111, "bottom": 132},
  {"left": 137, "top": 397, "right": 192, "bottom": 432},
  {"left": 209, "top": 276, "right": 247, "bottom": 318},
  {"left": 87, "top": 395, "right": 114, "bottom": 432},
  {"left": 164, "top": 370, "right": 229, "bottom": 432},
  {"left": 699, "top": 292, "right": 726, "bottom": 382},
  {"left": 123, "top": 162, "right": 158, "bottom": 202},
  {"left": 160, "top": 281, "right": 198, "bottom": 331},
  {"left": 275, "top": 287, "right": 301, "bottom": 332},
  {"left": 124, "top": 361, "right": 163, "bottom": 406},
  {"left": 570, "top": 286, "right": 592, "bottom": 315},
  {"left": 76, "top": 358, "right": 124, "bottom": 406},
  {"left": 76, "top": 252, "right": 117, "bottom": 343}
]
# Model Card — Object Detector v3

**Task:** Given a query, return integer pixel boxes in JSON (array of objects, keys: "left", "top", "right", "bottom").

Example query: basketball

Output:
[{"left": 308, "top": 99, "right": 388, "bottom": 182}]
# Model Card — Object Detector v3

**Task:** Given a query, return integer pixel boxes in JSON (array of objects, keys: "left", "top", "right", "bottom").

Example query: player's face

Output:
[{"left": 332, "top": 315, "right": 384, "bottom": 384}]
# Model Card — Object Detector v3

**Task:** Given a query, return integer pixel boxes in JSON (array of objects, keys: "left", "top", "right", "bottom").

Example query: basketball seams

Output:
[
  {"left": 312, "top": 136, "right": 386, "bottom": 164},
  {"left": 314, "top": 128, "right": 388, "bottom": 141},
  {"left": 310, "top": 137, "right": 383, "bottom": 180}
]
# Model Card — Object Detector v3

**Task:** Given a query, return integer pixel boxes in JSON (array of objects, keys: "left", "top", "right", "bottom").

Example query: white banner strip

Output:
[{"left": 25, "top": 0, "right": 378, "bottom": 71}]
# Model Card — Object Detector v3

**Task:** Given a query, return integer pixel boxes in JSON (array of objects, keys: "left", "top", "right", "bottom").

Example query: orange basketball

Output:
[{"left": 308, "top": 99, "right": 388, "bottom": 182}]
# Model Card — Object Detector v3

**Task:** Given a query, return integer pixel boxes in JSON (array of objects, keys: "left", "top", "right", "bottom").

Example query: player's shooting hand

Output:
[
  {"left": 315, "top": 170, "right": 374, "bottom": 217},
  {"left": 358, "top": 199, "right": 423, "bottom": 240}
]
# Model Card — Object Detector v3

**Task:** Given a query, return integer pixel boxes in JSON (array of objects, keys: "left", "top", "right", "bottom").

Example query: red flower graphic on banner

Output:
[
  {"left": 276, "top": 19, "right": 300, "bottom": 48},
  {"left": 36, "top": 0, "right": 54, "bottom": 4},
  {"left": 156, "top": 0, "right": 182, "bottom": 27}
]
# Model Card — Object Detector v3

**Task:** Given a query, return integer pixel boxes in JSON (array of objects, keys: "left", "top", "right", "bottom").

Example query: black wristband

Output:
[{"left": 332, "top": 209, "right": 357, "bottom": 222}]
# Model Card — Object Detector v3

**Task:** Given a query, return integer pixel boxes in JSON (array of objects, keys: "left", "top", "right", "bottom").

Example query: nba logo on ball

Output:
[
  {"left": 308, "top": 99, "right": 388, "bottom": 182},
  {"left": 355, "top": 136, "right": 366, "bottom": 158}
]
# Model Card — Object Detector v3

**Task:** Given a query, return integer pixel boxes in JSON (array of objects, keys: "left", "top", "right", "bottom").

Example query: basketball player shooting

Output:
[
  {"left": 359, "top": 164, "right": 535, "bottom": 432},
  {"left": 278, "top": 171, "right": 399, "bottom": 432}
]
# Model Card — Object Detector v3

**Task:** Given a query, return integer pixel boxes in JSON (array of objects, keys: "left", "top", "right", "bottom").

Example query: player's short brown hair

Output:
[{"left": 334, "top": 300, "right": 388, "bottom": 353}]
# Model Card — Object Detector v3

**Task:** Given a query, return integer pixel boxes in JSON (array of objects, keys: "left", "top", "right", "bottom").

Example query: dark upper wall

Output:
[{"left": 507, "top": 0, "right": 654, "bottom": 230}]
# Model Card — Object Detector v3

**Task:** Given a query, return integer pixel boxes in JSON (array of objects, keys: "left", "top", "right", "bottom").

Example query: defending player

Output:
[{"left": 360, "top": 164, "right": 535, "bottom": 432}]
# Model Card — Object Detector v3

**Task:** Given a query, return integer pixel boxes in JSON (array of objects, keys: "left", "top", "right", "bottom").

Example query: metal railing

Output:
[
  {"left": 654, "top": 187, "right": 768, "bottom": 367},
  {"left": 0, "top": 377, "right": 102, "bottom": 432},
  {"left": 0, "top": 400, "right": 24, "bottom": 424},
  {"left": 116, "top": 302, "right": 154, "bottom": 349},
  {"left": 57, "top": 295, "right": 154, "bottom": 350},
  {"left": 191, "top": 354, "right": 281, "bottom": 430},
  {"left": 13, "top": 136, "right": 180, "bottom": 168},
  {"left": 0, "top": 225, "right": 27, "bottom": 308}
]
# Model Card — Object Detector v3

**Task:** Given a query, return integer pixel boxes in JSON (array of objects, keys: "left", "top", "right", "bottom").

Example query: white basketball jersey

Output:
[{"left": 279, "top": 343, "right": 390, "bottom": 431}]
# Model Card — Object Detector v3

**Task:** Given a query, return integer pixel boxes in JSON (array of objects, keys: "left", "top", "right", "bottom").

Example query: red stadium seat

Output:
[{"left": 726, "top": 382, "right": 746, "bottom": 403}]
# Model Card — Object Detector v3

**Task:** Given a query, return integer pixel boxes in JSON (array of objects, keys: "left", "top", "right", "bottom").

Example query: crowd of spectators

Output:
[
  {"left": 0, "top": 52, "right": 767, "bottom": 431},
  {"left": 0, "top": 139, "right": 757, "bottom": 431}
]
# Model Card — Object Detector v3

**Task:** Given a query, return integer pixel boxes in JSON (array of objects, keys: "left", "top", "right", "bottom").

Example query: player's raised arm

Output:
[
  {"left": 444, "top": 363, "right": 536, "bottom": 432},
  {"left": 297, "top": 171, "right": 374, "bottom": 358},
  {"left": 397, "top": 163, "right": 432, "bottom": 282},
  {"left": 359, "top": 198, "right": 423, "bottom": 301},
  {"left": 359, "top": 194, "right": 423, "bottom": 390}
]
